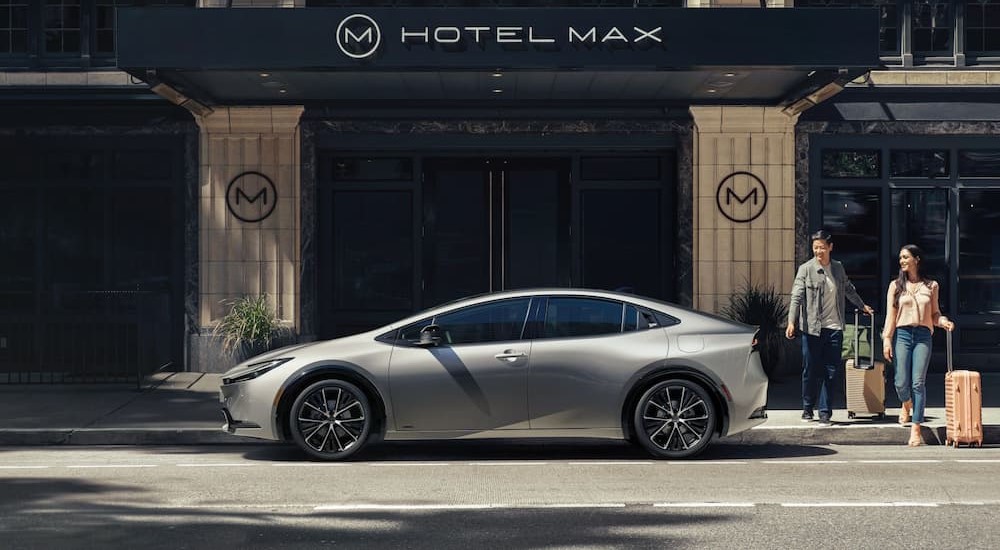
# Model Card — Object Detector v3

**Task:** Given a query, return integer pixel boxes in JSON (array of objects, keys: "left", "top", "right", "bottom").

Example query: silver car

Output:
[{"left": 220, "top": 288, "right": 768, "bottom": 460}]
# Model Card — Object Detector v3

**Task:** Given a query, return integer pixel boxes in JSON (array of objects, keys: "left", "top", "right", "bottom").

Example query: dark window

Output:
[
  {"left": 541, "top": 297, "right": 624, "bottom": 339},
  {"left": 796, "top": 1, "right": 899, "bottom": 54},
  {"left": 822, "top": 189, "right": 881, "bottom": 303},
  {"left": 331, "top": 158, "right": 414, "bottom": 182},
  {"left": 958, "top": 188, "right": 1000, "bottom": 315},
  {"left": 333, "top": 191, "right": 414, "bottom": 311},
  {"left": 44, "top": 0, "right": 81, "bottom": 54},
  {"left": 307, "top": 1, "right": 683, "bottom": 6},
  {"left": 0, "top": 189, "right": 36, "bottom": 312},
  {"left": 966, "top": 0, "right": 1000, "bottom": 53},
  {"left": 821, "top": 149, "right": 881, "bottom": 178},
  {"left": 0, "top": 0, "right": 29, "bottom": 54},
  {"left": 111, "top": 189, "right": 172, "bottom": 289},
  {"left": 958, "top": 149, "right": 1000, "bottom": 177},
  {"left": 94, "top": 0, "right": 128, "bottom": 53},
  {"left": 112, "top": 150, "right": 172, "bottom": 181},
  {"left": 43, "top": 150, "right": 103, "bottom": 180},
  {"left": 624, "top": 304, "right": 640, "bottom": 332},
  {"left": 429, "top": 298, "right": 531, "bottom": 345},
  {"left": 890, "top": 150, "right": 949, "bottom": 178},
  {"left": 890, "top": 188, "right": 950, "bottom": 308},
  {"left": 912, "top": 0, "right": 952, "bottom": 55},
  {"left": 580, "top": 156, "right": 660, "bottom": 181},
  {"left": 581, "top": 189, "right": 661, "bottom": 297}
]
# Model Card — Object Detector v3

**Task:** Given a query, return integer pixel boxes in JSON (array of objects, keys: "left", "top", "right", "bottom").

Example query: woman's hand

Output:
[
  {"left": 940, "top": 316, "right": 955, "bottom": 332},
  {"left": 883, "top": 344, "right": 893, "bottom": 362}
]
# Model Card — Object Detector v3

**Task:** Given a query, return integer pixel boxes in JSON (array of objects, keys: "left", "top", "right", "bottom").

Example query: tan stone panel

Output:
[
  {"left": 226, "top": 229, "right": 245, "bottom": 262},
  {"left": 988, "top": 72, "right": 1000, "bottom": 85},
  {"left": 697, "top": 164, "right": 719, "bottom": 197},
  {"left": 905, "top": 71, "right": 948, "bottom": 85},
  {"left": 749, "top": 261, "right": 768, "bottom": 285},
  {"left": 202, "top": 261, "right": 225, "bottom": 296},
  {"left": 866, "top": 71, "right": 907, "bottom": 85},
  {"left": 732, "top": 229, "right": 751, "bottom": 262},
  {"left": 243, "top": 229, "right": 261, "bottom": 262},
  {"left": 279, "top": 294, "right": 297, "bottom": 324},
  {"left": 750, "top": 230, "right": 766, "bottom": 263},
  {"left": 731, "top": 135, "right": 752, "bottom": 166},
  {"left": 0, "top": 73, "right": 7, "bottom": 85},
  {"left": 278, "top": 136, "right": 295, "bottom": 166},
  {"left": 946, "top": 71, "right": 988, "bottom": 85},
  {"left": 276, "top": 201, "right": 296, "bottom": 231},
  {"left": 698, "top": 197, "right": 717, "bottom": 231},
  {"left": 731, "top": 261, "right": 750, "bottom": 289},
  {"left": 198, "top": 108, "right": 233, "bottom": 134},
  {"left": 783, "top": 135, "right": 795, "bottom": 167},
  {"left": 721, "top": 106, "right": 764, "bottom": 132},
  {"left": 208, "top": 136, "right": 229, "bottom": 168},
  {"left": 690, "top": 106, "right": 723, "bottom": 133},
  {"left": 225, "top": 262, "right": 244, "bottom": 295},
  {"left": 43, "top": 72, "right": 84, "bottom": 85},
  {"left": 277, "top": 230, "right": 297, "bottom": 262},
  {"left": 271, "top": 106, "right": 305, "bottom": 133},
  {"left": 782, "top": 230, "right": 795, "bottom": 265},
  {"left": 274, "top": 164, "right": 298, "bottom": 198},
  {"left": 698, "top": 229, "right": 715, "bottom": 261},
  {"left": 715, "top": 228, "right": 733, "bottom": 262},
  {"left": 6, "top": 72, "right": 45, "bottom": 85},
  {"left": 211, "top": 296, "right": 232, "bottom": 323},
  {"left": 714, "top": 136, "right": 734, "bottom": 166},
  {"left": 763, "top": 107, "right": 798, "bottom": 132},
  {"left": 280, "top": 261, "right": 297, "bottom": 298},
  {"left": 749, "top": 134, "right": 768, "bottom": 166},
  {"left": 696, "top": 262, "right": 715, "bottom": 296},
  {"left": 261, "top": 261, "right": 278, "bottom": 298},
  {"left": 86, "top": 71, "right": 130, "bottom": 86},
  {"left": 765, "top": 196, "right": 782, "bottom": 230},
  {"left": 716, "top": 263, "right": 734, "bottom": 302},
  {"left": 697, "top": 135, "right": 719, "bottom": 166},
  {"left": 766, "top": 229, "right": 786, "bottom": 262},
  {"left": 767, "top": 260, "right": 788, "bottom": 292},
  {"left": 229, "top": 107, "right": 273, "bottom": 134},
  {"left": 225, "top": 139, "right": 243, "bottom": 168},
  {"left": 199, "top": 293, "right": 214, "bottom": 327},
  {"left": 241, "top": 136, "right": 261, "bottom": 168},
  {"left": 245, "top": 262, "right": 262, "bottom": 296},
  {"left": 259, "top": 136, "right": 279, "bottom": 167}
]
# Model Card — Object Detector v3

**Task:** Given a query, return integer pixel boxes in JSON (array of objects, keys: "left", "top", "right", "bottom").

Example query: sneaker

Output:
[
  {"left": 818, "top": 414, "right": 832, "bottom": 426},
  {"left": 801, "top": 410, "right": 814, "bottom": 422}
]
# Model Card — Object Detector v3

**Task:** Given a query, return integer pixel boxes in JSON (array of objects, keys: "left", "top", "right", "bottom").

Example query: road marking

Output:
[
  {"left": 67, "top": 464, "right": 157, "bottom": 469},
  {"left": 666, "top": 461, "right": 748, "bottom": 465},
  {"left": 954, "top": 460, "right": 1000, "bottom": 463},
  {"left": 272, "top": 463, "right": 350, "bottom": 467},
  {"left": 370, "top": 462, "right": 452, "bottom": 467},
  {"left": 175, "top": 463, "right": 256, "bottom": 467},
  {"left": 314, "top": 503, "right": 626, "bottom": 511},
  {"left": 762, "top": 460, "right": 850, "bottom": 464},
  {"left": 654, "top": 502, "right": 755, "bottom": 508},
  {"left": 568, "top": 461, "right": 656, "bottom": 466},
  {"left": 469, "top": 462, "right": 550, "bottom": 466},
  {"left": 781, "top": 502, "right": 939, "bottom": 508},
  {"left": 0, "top": 465, "right": 49, "bottom": 470},
  {"left": 858, "top": 460, "right": 942, "bottom": 464}
]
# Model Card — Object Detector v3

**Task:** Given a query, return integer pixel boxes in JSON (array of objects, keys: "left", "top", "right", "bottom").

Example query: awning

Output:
[{"left": 117, "top": 7, "right": 879, "bottom": 109}]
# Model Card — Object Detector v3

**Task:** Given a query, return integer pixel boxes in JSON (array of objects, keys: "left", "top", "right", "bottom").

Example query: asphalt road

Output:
[{"left": 1, "top": 441, "right": 998, "bottom": 549}]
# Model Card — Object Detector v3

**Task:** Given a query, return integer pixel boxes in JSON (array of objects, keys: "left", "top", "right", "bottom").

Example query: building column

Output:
[
  {"left": 689, "top": 106, "right": 799, "bottom": 313},
  {"left": 193, "top": 106, "right": 304, "bottom": 372}
]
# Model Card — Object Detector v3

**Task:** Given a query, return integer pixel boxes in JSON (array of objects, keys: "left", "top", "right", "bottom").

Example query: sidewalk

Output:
[{"left": 0, "top": 371, "right": 997, "bottom": 447}]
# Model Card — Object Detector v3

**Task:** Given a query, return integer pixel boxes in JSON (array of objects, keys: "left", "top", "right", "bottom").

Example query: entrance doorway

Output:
[
  {"left": 318, "top": 152, "right": 674, "bottom": 338},
  {"left": 423, "top": 158, "right": 570, "bottom": 306}
]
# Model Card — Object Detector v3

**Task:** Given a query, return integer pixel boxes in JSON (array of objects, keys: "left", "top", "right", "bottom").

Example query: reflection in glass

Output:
[
  {"left": 333, "top": 191, "right": 413, "bottom": 311},
  {"left": 958, "top": 189, "right": 1000, "bottom": 315},
  {"left": 433, "top": 298, "right": 530, "bottom": 345},
  {"left": 890, "top": 188, "right": 949, "bottom": 309},
  {"left": 542, "top": 297, "right": 624, "bottom": 339},
  {"left": 958, "top": 150, "right": 1000, "bottom": 177},
  {"left": 912, "top": 0, "right": 952, "bottom": 53},
  {"left": 821, "top": 189, "right": 881, "bottom": 305},
  {"left": 821, "top": 149, "right": 881, "bottom": 178},
  {"left": 890, "top": 150, "right": 948, "bottom": 178}
]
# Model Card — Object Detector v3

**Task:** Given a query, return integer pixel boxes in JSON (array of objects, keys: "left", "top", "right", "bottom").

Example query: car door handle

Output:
[{"left": 494, "top": 351, "right": 527, "bottom": 362}]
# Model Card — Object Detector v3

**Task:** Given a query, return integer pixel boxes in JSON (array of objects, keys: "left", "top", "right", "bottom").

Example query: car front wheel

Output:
[
  {"left": 290, "top": 379, "right": 372, "bottom": 460},
  {"left": 634, "top": 379, "right": 717, "bottom": 459}
]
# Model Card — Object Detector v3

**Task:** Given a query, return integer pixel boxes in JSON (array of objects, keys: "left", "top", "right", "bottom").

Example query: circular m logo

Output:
[
  {"left": 716, "top": 171, "right": 768, "bottom": 223},
  {"left": 336, "top": 14, "right": 382, "bottom": 59},
  {"left": 227, "top": 171, "right": 277, "bottom": 223}
]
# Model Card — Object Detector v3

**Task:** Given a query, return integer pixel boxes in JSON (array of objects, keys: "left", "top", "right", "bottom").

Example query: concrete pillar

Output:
[{"left": 689, "top": 106, "right": 799, "bottom": 314}]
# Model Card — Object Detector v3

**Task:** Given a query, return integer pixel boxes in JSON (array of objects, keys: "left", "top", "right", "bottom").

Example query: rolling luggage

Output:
[
  {"left": 845, "top": 310, "right": 886, "bottom": 420},
  {"left": 945, "top": 330, "right": 984, "bottom": 448}
]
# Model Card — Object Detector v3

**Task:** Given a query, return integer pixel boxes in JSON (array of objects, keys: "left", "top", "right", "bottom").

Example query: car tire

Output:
[
  {"left": 290, "top": 379, "right": 372, "bottom": 461},
  {"left": 633, "top": 379, "right": 717, "bottom": 459}
]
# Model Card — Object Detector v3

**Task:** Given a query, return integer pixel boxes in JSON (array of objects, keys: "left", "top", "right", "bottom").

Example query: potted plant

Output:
[
  {"left": 720, "top": 282, "right": 796, "bottom": 379},
  {"left": 213, "top": 294, "right": 289, "bottom": 361}
]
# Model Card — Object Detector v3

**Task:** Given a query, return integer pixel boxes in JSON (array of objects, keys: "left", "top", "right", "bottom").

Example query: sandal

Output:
[
  {"left": 908, "top": 424, "right": 924, "bottom": 447},
  {"left": 899, "top": 400, "right": 912, "bottom": 425}
]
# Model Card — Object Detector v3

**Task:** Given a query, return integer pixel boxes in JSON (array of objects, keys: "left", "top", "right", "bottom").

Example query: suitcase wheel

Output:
[
  {"left": 876, "top": 413, "right": 885, "bottom": 421},
  {"left": 847, "top": 412, "right": 855, "bottom": 419}
]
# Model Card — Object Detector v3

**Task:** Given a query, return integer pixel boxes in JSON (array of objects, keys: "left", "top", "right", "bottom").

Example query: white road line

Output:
[
  {"left": 954, "top": 460, "right": 1000, "bottom": 463},
  {"left": 858, "top": 460, "right": 942, "bottom": 464},
  {"left": 272, "top": 463, "right": 350, "bottom": 467},
  {"left": 314, "top": 503, "right": 626, "bottom": 511},
  {"left": 469, "top": 462, "right": 550, "bottom": 466},
  {"left": 654, "top": 502, "right": 756, "bottom": 508},
  {"left": 762, "top": 460, "right": 851, "bottom": 464},
  {"left": 369, "top": 462, "right": 452, "bottom": 467},
  {"left": 67, "top": 464, "right": 158, "bottom": 469},
  {"left": 0, "top": 465, "right": 49, "bottom": 470},
  {"left": 568, "top": 461, "right": 656, "bottom": 466},
  {"left": 781, "top": 502, "right": 939, "bottom": 508},
  {"left": 175, "top": 463, "right": 256, "bottom": 468},
  {"left": 666, "top": 461, "right": 748, "bottom": 465}
]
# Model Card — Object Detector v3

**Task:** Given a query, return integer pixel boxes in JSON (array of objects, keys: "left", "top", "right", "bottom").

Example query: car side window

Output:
[
  {"left": 541, "top": 297, "right": 624, "bottom": 339},
  {"left": 399, "top": 298, "right": 531, "bottom": 346}
]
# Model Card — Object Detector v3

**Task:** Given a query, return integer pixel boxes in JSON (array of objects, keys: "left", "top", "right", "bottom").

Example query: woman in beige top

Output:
[{"left": 882, "top": 244, "right": 955, "bottom": 447}]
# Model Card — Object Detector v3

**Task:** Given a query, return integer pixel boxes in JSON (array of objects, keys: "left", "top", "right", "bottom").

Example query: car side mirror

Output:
[{"left": 417, "top": 324, "right": 442, "bottom": 347}]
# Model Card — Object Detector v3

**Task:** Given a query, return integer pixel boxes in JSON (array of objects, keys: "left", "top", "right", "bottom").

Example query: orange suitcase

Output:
[
  {"left": 945, "top": 331, "right": 984, "bottom": 448},
  {"left": 845, "top": 310, "right": 885, "bottom": 419}
]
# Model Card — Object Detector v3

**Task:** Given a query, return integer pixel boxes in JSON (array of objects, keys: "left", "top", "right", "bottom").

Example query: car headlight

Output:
[{"left": 222, "top": 358, "right": 292, "bottom": 385}]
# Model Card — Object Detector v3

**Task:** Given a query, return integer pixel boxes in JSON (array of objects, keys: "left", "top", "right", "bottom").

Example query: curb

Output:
[
  {"left": 719, "top": 425, "right": 1000, "bottom": 447},
  {"left": 0, "top": 429, "right": 268, "bottom": 446}
]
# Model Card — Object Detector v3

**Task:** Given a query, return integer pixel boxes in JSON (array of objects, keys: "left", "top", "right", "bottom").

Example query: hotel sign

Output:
[{"left": 118, "top": 8, "right": 880, "bottom": 70}]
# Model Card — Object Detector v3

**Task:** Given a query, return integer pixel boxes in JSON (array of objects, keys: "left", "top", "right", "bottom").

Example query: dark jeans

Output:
[{"left": 801, "top": 328, "right": 844, "bottom": 416}]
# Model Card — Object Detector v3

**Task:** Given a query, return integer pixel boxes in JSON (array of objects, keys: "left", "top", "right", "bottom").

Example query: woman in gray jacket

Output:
[{"left": 785, "top": 230, "right": 874, "bottom": 426}]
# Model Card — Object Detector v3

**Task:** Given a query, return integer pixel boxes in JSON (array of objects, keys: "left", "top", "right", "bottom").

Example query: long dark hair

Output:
[{"left": 893, "top": 244, "right": 930, "bottom": 307}]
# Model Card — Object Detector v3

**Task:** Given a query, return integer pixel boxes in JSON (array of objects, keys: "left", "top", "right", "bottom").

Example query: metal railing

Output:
[{"left": 0, "top": 290, "right": 172, "bottom": 387}]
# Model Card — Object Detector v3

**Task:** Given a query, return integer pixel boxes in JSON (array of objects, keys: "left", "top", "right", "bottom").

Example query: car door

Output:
[
  {"left": 528, "top": 297, "right": 670, "bottom": 429},
  {"left": 388, "top": 297, "right": 534, "bottom": 432}
]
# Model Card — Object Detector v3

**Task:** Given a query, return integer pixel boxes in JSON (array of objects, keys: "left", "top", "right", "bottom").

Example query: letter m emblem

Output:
[{"left": 725, "top": 188, "right": 758, "bottom": 206}]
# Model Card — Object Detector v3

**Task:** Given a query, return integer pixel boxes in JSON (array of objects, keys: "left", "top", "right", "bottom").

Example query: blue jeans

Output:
[
  {"left": 801, "top": 329, "right": 844, "bottom": 416},
  {"left": 894, "top": 326, "right": 932, "bottom": 424}
]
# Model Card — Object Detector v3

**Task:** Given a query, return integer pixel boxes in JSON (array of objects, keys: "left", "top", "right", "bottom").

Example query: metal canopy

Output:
[{"left": 116, "top": 7, "right": 880, "bottom": 107}]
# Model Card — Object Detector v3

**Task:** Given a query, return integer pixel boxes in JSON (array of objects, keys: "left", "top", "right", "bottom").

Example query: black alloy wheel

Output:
[
  {"left": 290, "top": 379, "right": 372, "bottom": 460},
  {"left": 634, "top": 379, "right": 717, "bottom": 459}
]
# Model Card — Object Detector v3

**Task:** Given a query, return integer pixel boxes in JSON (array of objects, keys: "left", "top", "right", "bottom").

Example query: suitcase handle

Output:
[
  {"left": 946, "top": 329, "right": 953, "bottom": 373},
  {"left": 853, "top": 308, "right": 875, "bottom": 370}
]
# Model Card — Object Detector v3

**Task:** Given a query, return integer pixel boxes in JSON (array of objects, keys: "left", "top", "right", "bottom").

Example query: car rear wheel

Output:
[
  {"left": 634, "top": 379, "right": 716, "bottom": 459},
  {"left": 290, "top": 379, "right": 372, "bottom": 460}
]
